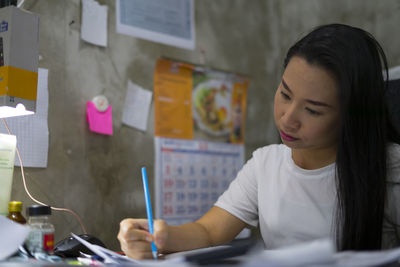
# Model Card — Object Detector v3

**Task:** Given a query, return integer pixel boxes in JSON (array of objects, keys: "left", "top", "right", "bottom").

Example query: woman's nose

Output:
[{"left": 281, "top": 105, "right": 300, "bottom": 131}]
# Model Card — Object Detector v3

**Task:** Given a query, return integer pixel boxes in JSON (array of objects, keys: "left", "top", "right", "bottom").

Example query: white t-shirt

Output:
[{"left": 215, "top": 143, "right": 400, "bottom": 249}]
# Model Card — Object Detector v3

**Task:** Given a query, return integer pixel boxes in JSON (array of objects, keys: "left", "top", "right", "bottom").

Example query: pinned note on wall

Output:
[
  {"left": 86, "top": 95, "right": 113, "bottom": 135},
  {"left": 122, "top": 81, "right": 153, "bottom": 131},
  {"left": 81, "top": 0, "right": 108, "bottom": 47}
]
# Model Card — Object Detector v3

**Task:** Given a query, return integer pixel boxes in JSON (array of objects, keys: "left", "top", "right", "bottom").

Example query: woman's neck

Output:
[{"left": 291, "top": 147, "right": 337, "bottom": 170}]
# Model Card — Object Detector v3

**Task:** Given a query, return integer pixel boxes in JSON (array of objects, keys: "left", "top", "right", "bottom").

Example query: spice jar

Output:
[
  {"left": 26, "top": 205, "right": 55, "bottom": 254},
  {"left": 7, "top": 201, "right": 27, "bottom": 224}
]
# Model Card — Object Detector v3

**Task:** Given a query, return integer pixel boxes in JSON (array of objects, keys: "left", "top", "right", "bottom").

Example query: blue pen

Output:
[{"left": 141, "top": 167, "right": 158, "bottom": 259}]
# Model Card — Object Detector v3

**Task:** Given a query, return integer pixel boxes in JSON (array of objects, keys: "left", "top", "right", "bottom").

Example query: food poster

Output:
[
  {"left": 154, "top": 58, "right": 249, "bottom": 143},
  {"left": 155, "top": 137, "right": 244, "bottom": 225}
]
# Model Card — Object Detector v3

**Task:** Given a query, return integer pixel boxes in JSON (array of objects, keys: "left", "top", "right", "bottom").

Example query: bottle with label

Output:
[
  {"left": 26, "top": 205, "right": 55, "bottom": 254},
  {"left": 7, "top": 201, "right": 26, "bottom": 224}
]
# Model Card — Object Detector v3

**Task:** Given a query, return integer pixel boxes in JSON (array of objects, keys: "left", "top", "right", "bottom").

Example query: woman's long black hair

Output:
[{"left": 283, "top": 24, "right": 400, "bottom": 250}]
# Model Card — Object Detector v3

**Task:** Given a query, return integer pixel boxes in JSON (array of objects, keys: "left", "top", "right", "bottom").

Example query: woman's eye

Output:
[
  {"left": 280, "top": 92, "right": 290, "bottom": 100},
  {"left": 306, "top": 108, "right": 322, "bottom": 116}
]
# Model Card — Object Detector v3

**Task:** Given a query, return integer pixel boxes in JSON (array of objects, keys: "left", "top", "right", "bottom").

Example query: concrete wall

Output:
[{"left": 9, "top": 0, "right": 400, "bottom": 250}]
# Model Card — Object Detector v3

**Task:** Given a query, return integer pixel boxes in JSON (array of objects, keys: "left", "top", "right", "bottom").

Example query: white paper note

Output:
[
  {"left": 81, "top": 0, "right": 108, "bottom": 47},
  {"left": 0, "top": 68, "right": 49, "bottom": 168},
  {"left": 0, "top": 215, "right": 30, "bottom": 260},
  {"left": 122, "top": 81, "right": 152, "bottom": 131},
  {"left": 116, "top": 0, "right": 195, "bottom": 50}
]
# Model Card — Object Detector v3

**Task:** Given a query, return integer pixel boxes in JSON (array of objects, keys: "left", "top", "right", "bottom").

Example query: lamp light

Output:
[{"left": 0, "top": 103, "right": 34, "bottom": 118}]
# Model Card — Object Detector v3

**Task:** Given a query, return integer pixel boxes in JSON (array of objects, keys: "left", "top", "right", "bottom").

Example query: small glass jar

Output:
[
  {"left": 26, "top": 205, "right": 55, "bottom": 254},
  {"left": 7, "top": 201, "right": 27, "bottom": 224}
]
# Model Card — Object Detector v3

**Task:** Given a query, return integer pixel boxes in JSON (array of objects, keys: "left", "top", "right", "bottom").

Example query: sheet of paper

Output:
[
  {"left": 155, "top": 137, "right": 244, "bottom": 225},
  {"left": 81, "top": 0, "right": 108, "bottom": 47},
  {"left": 86, "top": 102, "right": 113, "bottom": 135},
  {"left": 334, "top": 247, "right": 400, "bottom": 267},
  {"left": 243, "top": 239, "right": 400, "bottom": 267},
  {"left": 71, "top": 232, "right": 400, "bottom": 267},
  {"left": 0, "top": 68, "right": 49, "bottom": 168},
  {"left": 71, "top": 233, "right": 140, "bottom": 265},
  {"left": 164, "top": 245, "right": 231, "bottom": 263},
  {"left": 116, "top": 0, "right": 195, "bottom": 50},
  {"left": 250, "top": 239, "right": 335, "bottom": 266},
  {"left": 0, "top": 215, "right": 30, "bottom": 260},
  {"left": 122, "top": 81, "right": 152, "bottom": 132}
]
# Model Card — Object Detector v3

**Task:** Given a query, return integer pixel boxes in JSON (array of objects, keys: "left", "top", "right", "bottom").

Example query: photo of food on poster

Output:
[{"left": 154, "top": 58, "right": 249, "bottom": 143}]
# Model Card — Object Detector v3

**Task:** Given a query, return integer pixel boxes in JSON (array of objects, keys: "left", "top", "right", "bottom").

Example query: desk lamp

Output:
[
  {"left": 0, "top": 3, "right": 87, "bottom": 235},
  {"left": 0, "top": 4, "right": 39, "bottom": 215}
]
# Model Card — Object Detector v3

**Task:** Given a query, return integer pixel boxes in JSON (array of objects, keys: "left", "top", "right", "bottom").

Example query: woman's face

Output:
[{"left": 274, "top": 56, "right": 340, "bottom": 153}]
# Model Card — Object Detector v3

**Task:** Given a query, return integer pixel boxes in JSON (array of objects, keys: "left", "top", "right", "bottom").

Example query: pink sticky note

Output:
[{"left": 86, "top": 101, "right": 113, "bottom": 135}]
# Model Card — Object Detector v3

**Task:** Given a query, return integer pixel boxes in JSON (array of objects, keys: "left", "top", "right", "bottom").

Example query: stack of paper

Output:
[{"left": 0, "top": 216, "right": 30, "bottom": 261}]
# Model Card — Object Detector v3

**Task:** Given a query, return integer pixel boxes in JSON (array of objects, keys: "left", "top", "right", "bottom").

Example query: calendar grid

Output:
[{"left": 155, "top": 137, "right": 244, "bottom": 225}]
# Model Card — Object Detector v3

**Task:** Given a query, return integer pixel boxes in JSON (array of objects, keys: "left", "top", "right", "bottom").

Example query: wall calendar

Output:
[{"left": 155, "top": 137, "right": 244, "bottom": 225}]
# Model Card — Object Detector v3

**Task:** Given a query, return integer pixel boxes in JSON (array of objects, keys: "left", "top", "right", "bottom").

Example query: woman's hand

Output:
[
  {"left": 117, "top": 218, "right": 168, "bottom": 259},
  {"left": 118, "top": 207, "right": 246, "bottom": 259}
]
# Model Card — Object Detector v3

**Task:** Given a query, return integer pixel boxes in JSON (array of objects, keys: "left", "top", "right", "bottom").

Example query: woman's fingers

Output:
[
  {"left": 118, "top": 218, "right": 170, "bottom": 259},
  {"left": 118, "top": 219, "right": 152, "bottom": 241},
  {"left": 153, "top": 220, "right": 168, "bottom": 248},
  {"left": 117, "top": 218, "right": 154, "bottom": 259},
  {"left": 120, "top": 240, "right": 154, "bottom": 260}
]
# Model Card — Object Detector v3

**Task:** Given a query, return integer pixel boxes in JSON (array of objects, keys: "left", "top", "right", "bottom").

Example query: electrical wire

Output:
[
  {"left": 17, "top": 0, "right": 25, "bottom": 8},
  {"left": 2, "top": 118, "right": 87, "bottom": 234}
]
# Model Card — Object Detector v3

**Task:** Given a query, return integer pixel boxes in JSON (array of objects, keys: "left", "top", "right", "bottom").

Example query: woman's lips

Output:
[{"left": 280, "top": 130, "right": 298, "bottom": 142}]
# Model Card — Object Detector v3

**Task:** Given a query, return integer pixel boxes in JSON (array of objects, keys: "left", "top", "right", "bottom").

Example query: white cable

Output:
[
  {"left": 17, "top": 0, "right": 25, "bottom": 8},
  {"left": 2, "top": 118, "right": 87, "bottom": 234}
]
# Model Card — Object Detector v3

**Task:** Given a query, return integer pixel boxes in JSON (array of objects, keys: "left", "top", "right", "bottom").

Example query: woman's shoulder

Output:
[{"left": 252, "top": 143, "right": 289, "bottom": 161}]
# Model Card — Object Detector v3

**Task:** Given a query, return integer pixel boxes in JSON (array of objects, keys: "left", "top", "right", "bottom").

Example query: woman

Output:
[{"left": 118, "top": 24, "right": 400, "bottom": 259}]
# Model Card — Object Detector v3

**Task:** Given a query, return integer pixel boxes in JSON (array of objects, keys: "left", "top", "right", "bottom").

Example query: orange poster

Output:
[
  {"left": 154, "top": 59, "right": 194, "bottom": 139},
  {"left": 154, "top": 58, "right": 249, "bottom": 143}
]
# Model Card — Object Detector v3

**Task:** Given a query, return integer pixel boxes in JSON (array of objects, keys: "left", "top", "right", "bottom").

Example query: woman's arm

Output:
[
  {"left": 118, "top": 206, "right": 247, "bottom": 259},
  {"left": 162, "top": 206, "right": 247, "bottom": 253}
]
